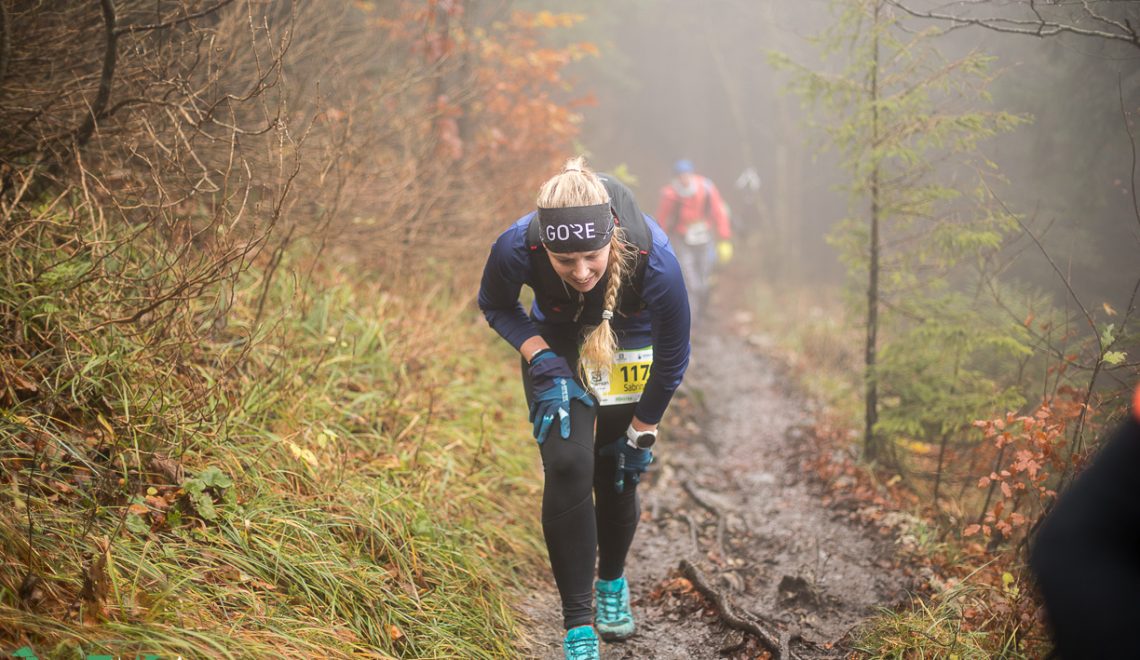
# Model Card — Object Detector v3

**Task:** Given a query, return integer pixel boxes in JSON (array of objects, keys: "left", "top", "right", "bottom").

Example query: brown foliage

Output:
[
  {"left": 0, "top": 0, "right": 593, "bottom": 627},
  {"left": 965, "top": 390, "right": 1089, "bottom": 544}
]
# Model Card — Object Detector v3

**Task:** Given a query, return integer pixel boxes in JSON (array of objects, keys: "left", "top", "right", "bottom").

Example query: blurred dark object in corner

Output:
[{"left": 1030, "top": 385, "right": 1140, "bottom": 659}]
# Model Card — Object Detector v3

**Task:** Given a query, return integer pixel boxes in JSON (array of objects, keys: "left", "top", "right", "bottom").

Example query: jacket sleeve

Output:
[
  {"left": 477, "top": 221, "right": 538, "bottom": 350},
  {"left": 706, "top": 179, "right": 731, "bottom": 240},
  {"left": 635, "top": 228, "right": 691, "bottom": 424}
]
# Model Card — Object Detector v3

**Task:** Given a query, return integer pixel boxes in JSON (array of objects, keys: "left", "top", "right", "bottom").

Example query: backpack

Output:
[{"left": 668, "top": 176, "right": 714, "bottom": 232}]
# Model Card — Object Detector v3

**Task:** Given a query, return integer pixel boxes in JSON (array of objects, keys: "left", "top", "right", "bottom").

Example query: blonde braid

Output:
[
  {"left": 578, "top": 229, "right": 633, "bottom": 386},
  {"left": 535, "top": 156, "right": 631, "bottom": 387}
]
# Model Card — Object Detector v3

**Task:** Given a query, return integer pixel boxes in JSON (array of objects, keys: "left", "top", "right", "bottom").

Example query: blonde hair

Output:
[
  {"left": 536, "top": 157, "right": 634, "bottom": 387},
  {"left": 536, "top": 156, "right": 608, "bottom": 209},
  {"left": 577, "top": 230, "right": 634, "bottom": 385}
]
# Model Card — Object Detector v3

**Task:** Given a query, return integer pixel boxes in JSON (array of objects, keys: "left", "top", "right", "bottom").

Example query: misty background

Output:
[
  {"left": 2, "top": 2, "right": 1138, "bottom": 656},
  {"left": 527, "top": 0, "right": 1139, "bottom": 306}
]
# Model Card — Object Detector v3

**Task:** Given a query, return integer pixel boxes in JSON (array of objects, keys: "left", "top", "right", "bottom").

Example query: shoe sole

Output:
[{"left": 597, "top": 625, "right": 635, "bottom": 642}]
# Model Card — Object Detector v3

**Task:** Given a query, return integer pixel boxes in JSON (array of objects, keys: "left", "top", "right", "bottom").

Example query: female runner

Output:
[{"left": 478, "top": 157, "right": 691, "bottom": 659}]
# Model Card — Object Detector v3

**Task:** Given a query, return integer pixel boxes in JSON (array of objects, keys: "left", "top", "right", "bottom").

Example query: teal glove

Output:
[
  {"left": 599, "top": 437, "right": 653, "bottom": 493},
  {"left": 528, "top": 351, "right": 594, "bottom": 443}
]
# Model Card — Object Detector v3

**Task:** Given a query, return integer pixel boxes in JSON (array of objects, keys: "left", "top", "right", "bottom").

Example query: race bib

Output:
[
  {"left": 684, "top": 221, "right": 711, "bottom": 246},
  {"left": 586, "top": 346, "right": 653, "bottom": 406}
]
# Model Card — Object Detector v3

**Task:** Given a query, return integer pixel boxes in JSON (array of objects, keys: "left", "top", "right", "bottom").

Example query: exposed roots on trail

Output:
[
  {"left": 681, "top": 479, "right": 732, "bottom": 560},
  {"left": 682, "top": 479, "right": 724, "bottom": 517},
  {"left": 679, "top": 558, "right": 787, "bottom": 659},
  {"left": 520, "top": 301, "right": 914, "bottom": 659}
]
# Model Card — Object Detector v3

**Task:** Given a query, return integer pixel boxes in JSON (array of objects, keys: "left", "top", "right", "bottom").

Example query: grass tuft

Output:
[{"left": 1, "top": 230, "right": 545, "bottom": 658}]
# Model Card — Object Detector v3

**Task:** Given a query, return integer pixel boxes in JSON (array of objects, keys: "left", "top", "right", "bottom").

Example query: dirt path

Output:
[{"left": 520, "top": 299, "right": 912, "bottom": 659}]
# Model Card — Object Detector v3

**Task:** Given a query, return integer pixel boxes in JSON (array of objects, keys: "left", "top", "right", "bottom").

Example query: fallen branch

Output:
[{"left": 679, "top": 558, "right": 785, "bottom": 659}]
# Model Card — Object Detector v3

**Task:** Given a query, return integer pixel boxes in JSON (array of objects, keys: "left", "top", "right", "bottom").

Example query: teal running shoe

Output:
[
  {"left": 594, "top": 576, "right": 635, "bottom": 640},
  {"left": 562, "top": 625, "right": 600, "bottom": 660}
]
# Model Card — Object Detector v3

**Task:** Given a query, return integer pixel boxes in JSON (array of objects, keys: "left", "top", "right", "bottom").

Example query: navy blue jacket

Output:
[{"left": 478, "top": 212, "right": 690, "bottom": 424}]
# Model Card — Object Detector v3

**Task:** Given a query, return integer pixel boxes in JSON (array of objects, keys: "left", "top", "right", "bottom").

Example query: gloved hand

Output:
[
  {"left": 599, "top": 437, "right": 653, "bottom": 493},
  {"left": 716, "top": 240, "right": 734, "bottom": 264},
  {"left": 528, "top": 350, "right": 594, "bottom": 443}
]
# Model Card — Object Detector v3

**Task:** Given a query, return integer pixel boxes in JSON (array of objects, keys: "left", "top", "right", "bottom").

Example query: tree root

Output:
[
  {"left": 679, "top": 512, "right": 701, "bottom": 555},
  {"left": 682, "top": 480, "right": 731, "bottom": 561},
  {"left": 682, "top": 479, "right": 724, "bottom": 518},
  {"left": 680, "top": 558, "right": 787, "bottom": 659}
]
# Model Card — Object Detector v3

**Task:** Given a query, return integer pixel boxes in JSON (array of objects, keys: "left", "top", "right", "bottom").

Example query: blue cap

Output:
[{"left": 673, "top": 159, "right": 694, "bottom": 174}]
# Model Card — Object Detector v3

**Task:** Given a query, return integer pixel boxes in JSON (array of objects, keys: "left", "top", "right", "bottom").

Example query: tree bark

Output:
[
  {"left": 0, "top": 0, "right": 11, "bottom": 99},
  {"left": 864, "top": 0, "right": 883, "bottom": 462}
]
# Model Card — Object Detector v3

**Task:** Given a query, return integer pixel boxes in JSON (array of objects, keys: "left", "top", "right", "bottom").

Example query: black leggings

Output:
[{"left": 521, "top": 341, "right": 641, "bottom": 630}]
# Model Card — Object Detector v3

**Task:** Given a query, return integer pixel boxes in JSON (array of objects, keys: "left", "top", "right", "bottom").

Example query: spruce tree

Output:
[{"left": 772, "top": 0, "right": 1028, "bottom": 466}]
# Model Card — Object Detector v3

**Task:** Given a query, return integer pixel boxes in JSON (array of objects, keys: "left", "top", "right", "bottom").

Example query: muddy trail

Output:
[{"left": 518, "top": 292, "right": 917, "bottom": 659}]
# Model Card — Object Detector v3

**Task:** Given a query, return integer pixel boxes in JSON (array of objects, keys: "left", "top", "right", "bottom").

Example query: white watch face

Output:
[{"left": 627, "top": 426, "right": 655, "bottom": 448}]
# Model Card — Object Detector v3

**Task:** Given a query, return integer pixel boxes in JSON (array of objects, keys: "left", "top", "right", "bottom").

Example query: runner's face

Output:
[{"left": 548, "top": 244, "right": 610, "bottom": 293}]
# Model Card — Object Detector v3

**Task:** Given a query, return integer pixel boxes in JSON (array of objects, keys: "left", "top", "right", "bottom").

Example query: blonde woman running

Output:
[{"left": 478, "top": 158, "right": 691, "bottom": 659}]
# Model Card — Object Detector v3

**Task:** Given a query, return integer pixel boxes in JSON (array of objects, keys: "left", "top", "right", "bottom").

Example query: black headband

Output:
[{"left": 537, "top": 203, "right": 614, "bottom": 253}]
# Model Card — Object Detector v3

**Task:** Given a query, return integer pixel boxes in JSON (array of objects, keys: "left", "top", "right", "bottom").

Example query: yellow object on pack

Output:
[{"left": 717, "top": 240, "right": 734, "bottom": 264}]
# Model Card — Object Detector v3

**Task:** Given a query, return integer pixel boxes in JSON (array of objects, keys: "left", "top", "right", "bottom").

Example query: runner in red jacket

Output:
[{"left": 656, "top": 159, "right": 732, "bottom": 320}]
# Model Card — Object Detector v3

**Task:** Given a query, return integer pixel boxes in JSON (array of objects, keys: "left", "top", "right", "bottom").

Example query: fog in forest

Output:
[
  {"left": 3, "top": 3, "right": 1139, "bottom": 656},
  {"left": 529, "top": 0, "right": 1140, "bottom": 309}
]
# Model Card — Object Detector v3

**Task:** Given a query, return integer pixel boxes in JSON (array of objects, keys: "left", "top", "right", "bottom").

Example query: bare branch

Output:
[
  {"left": 885, "top": 0, "right": 1140, "bottom": 49},
  {"left": 113, "top": 0, "right": 238, "bottom": 35},
  {"left": 986, "top": 181, "right": 1100, "bottom": 348},
  {"left": 1120, "top": 74, "right": 1140, "bottom": 237}
]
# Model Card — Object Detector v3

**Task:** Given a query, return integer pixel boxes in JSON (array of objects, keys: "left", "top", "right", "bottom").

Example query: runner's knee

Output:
[
  {"left": 543, "top": 448, "right": 594, "bottom": 492},
  {"left": 540, "top": 402, "right": 596, "bottom": 501}
]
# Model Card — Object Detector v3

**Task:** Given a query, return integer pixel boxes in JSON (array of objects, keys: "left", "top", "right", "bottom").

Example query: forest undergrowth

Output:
[
  {"left": 0, "top": 236, "right": 546, "bottom": 658},
  {"left": 740, "top": 280, "right": 1134, "bottom": 658},
  {"left": 0, "top": 1, "right": 595, "bottom": 656}
]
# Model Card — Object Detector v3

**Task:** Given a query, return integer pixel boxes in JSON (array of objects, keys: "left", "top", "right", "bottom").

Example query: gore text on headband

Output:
[{"left": 538, "top": 203, "right": 614, "bottom": 253}]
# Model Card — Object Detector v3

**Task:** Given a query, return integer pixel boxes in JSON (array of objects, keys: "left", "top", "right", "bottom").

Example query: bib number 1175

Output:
[{"left": 587, "top": 346, "right": 653, "bottom": 406}]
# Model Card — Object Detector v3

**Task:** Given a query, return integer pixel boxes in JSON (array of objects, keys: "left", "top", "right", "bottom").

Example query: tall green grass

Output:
[{"left": 1, "top": 238, "right": 545, "bottom": 658}]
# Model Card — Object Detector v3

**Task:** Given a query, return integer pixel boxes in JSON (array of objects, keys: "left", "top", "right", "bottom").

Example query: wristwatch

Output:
[{"left": 625, "top": 424, "right": 658, "bottom": 449}]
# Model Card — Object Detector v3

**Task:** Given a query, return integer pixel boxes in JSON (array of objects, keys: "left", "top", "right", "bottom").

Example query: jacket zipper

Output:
[{"left": 572, "top": 291, "right": 584, "bottom": 322}]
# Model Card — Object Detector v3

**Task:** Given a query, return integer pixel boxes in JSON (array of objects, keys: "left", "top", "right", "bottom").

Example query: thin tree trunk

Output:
[
  {"left": 932, "top": 432, "right": 950, "bottom": 503},
  {"left": 455, "top": 0, "right": 472, "bottom": 144},
  {"left": 76, "top": 0, "right": 118, "bottom": 147},
  {"left": 933, "top": 348, "right": 965, "bottom": 503},
  {"left": 976, "top": 443, "right": 1007, "bottom": 526},
  {"left": 0, "top": 0, "right": 11, "bottom": 99},
  {"left": 864, "top": 0, "right": 882, "bottom": 461},
  {"left": 762, "top": 0, "right": 802, "bottom": 282},
  {"left": 705, "top": 28, "right": 755, "bottom": 172}
]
